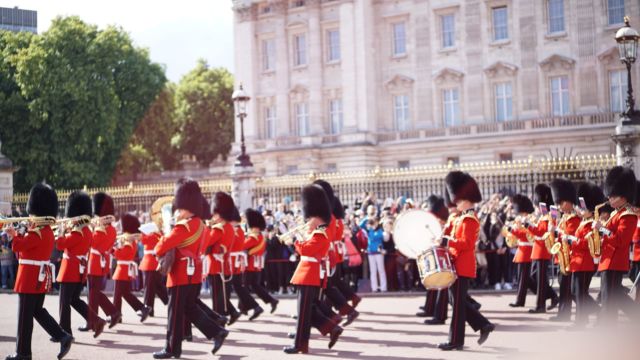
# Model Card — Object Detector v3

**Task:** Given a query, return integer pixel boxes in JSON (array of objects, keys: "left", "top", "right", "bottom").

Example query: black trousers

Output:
[
  {"left": 59, "top": 282, "right": 90, "bottom": 335},
  {"left": 208, "top": 274, "right": 226, "bottom": 315},
  {"left": 232, "top": 274, "right": 259, "bottom": 313},
  {"left": 557, "top": 272, "right": 572, "bottom": 318},
  {"left": 333, "top": 266, "right": 359, "bottom": 302},
  {"left": 165, "top": 284, "right": 224, "bottom": 355},
  {"left": 143, "top": 271, "right": 168, "bottom": 309},
  {"left": 245, "top": 271, "right": 276, "bottom": 305},
  {"left": 572, "top": 271, "right": 598, "bottom": 324},
  {"left": 599, "top": 270, "right": 639, "bottom": 323},
  {"left": 114, "top": 280, "right": 144, "bottom": 313},
  {"left": 514, "top": 262, "right": 536, "bottom": 306},
  {"left": 87, "top": 275, "right": 116, "bottom": 327},
  {"left": 16, "top": 293, "right": 67, "bottom": 356},
  {"left": 424, "top": 289, "right": 448, "bottom": 321},
  {"left": 312, "top": 298, "right": 340, "bottom": 336},
  {"left": 324, "top": 275, "right": 355, "bottom": 316},
  {"left": 293, "top": 285, "right": 319, "bottom": 350},
  {"left": 534, "top": 260, "right": 558, "bottom": 310},
  {"left": 448, "top": 277, "right": 490, "bottom": 346}
]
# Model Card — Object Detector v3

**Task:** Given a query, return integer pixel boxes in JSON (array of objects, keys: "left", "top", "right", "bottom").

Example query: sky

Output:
[{"left": 0, "top": 0, "right": 236, "bottom": 82}]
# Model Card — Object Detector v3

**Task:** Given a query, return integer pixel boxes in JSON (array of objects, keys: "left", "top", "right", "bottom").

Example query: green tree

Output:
[
  {"left": 0, "top": 16, "right": 166, "bottom": 192},
  {"left": 175, "top": 59, "right": 234, "bottom": 167}
]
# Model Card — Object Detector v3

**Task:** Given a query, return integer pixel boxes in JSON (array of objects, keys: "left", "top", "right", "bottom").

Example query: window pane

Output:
[
  {"left": 327, "top": 30, "right": 340, "bottom": 62},
  {"left": 441, "top": 14, "right": 455, "bottom": 48},
  {"left": 608, "top": 0, "right": 625, "bottom": 26},
  {"left": 610, "top": 70, "right": 628, "bottom": 112},
  {"left": 492, "top": 7, "right": 508, "bottom": 41},
  {"left": 393, "top": 23, "right": 406, "bottom": 55},
  {"left": 548, "top": 0, "right": 565, "bottom": 33},
  {"left": 294, "top": 34, "right": 306, "bottom": 66}
]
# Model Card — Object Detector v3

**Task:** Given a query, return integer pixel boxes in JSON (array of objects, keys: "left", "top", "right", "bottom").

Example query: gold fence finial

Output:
[
  {"left": 374, "top": 165, "right": 382, "bottom": 177},
  {"left": 308, "top": 172, "right": 317, "bottom": 182}
]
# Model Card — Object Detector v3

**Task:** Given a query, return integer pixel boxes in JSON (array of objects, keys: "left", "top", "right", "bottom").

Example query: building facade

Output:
[
  {"left": 0, "top": 6, "right": 37, "bottom": 33},
  {"left": 232, "top": 0, "right": 639, "bottom": 176}
]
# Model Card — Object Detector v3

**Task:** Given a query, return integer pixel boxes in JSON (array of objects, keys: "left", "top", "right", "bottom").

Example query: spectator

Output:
[
  {"left": 1, "top": 232, "right": 16, "bottom": 289},
  {"left": 382, "top": 217, "right": 398, "bottom": 291},
  {"left": 362, "top": 217, "right": 387, "bottom": 292}
]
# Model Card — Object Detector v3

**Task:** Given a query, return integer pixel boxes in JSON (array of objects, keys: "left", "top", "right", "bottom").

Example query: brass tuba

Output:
[
  {"left": 588, "top": 203, "right": 606, "bottom": 258},
  {"left": 151, "top": 196, "right": 174, "bottom": 235},
  {"left": 501, "top": 222, "right": 519, "bottom": 248}
]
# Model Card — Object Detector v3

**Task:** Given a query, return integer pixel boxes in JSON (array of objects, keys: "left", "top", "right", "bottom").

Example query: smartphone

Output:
[
  {"left": 550, "top": 205, "right": 559, "bottom": 220},
  {"left": 578, "top": 197, "right": 587, "bottom": 210},
  {"left": 539, "top": 203, "right": 548, "bottom": 215}
]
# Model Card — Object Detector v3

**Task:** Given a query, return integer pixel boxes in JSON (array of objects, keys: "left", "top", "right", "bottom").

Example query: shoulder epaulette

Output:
[
  {"left": 94, "top": 225, "right": 106, "bottom": 234},
  {"left": 312, "top": 228, "right": 328, "bottom": 239},
  {"left": 175, "top": 219, "right": 191, "bottom": 232},
  {"left": 212, "top": 222, "right": 225, "bottom": 231},
  {"left": 458, "top": 213, "right": 480, "bottom": 225},
  {"left": 621, "top": 208, "right": 638, "bottom": 218}
]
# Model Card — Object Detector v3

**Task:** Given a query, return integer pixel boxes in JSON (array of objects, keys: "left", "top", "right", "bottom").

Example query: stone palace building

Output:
[{"left": 231, "top": 0, "right": 640, "bottom": 176}]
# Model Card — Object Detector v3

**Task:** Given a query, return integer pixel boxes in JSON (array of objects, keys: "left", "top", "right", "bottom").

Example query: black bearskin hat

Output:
[
  {"left": 577, "top": 182, "right": 606, "bottom": 212},
  {"left": 173, "top": 177, "right": 203, "bottom": 217},
  {"left": 212, "top": 192, "right": 235, "bottom": 222},
  {"left": 533, "top": 184, "right": 553, "bottom": 208},
  {"left": 444, "top": 171, "right": 482, "bottom": 206},
  {"left": 230, "top": 207, "right": 241, "bottom": 223},
  {"left": 332, "top": 197, "right": 345, "bottom": 220},
  {"left": 201, "top": 196, "right": 212, "bottom": 220},
  {"left": 26, "top": 183, "right": 58, "bottom": 217},
  {"left": 635, "top": 181, "right": 640, "bottom": 207},
  {"left": 426, "top": 195, "right": 449, "bottom": 222},
  {"left": 550, "top": 178, "right": 577, "bottom": 205},
  {"left": 313, "top": 179, "right": 335, "bottom": 203},
  {"left": 511, "top": 194, "right": 535, "bottom": 214},
  {"left": 604, "top": 166, "right": 637, "bottom": 202},
  {"left": 93, "top": 192, "right": 114, "bottom": 217},
  {"left": 245, "top": 208, "right": 266, "bottom": 230},
  {"left": 302, "top": 184, "right": 332, "bottom": 224},
  {"left": 121, "top": 213, "right": 141, "bottom": 234},
  {"left": 65, "top": 191, "right": 93, "bottom": 218}
]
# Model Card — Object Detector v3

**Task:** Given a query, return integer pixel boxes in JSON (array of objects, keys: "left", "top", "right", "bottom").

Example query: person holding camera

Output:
[{"left": 362, "top": 217, "right": 387, "bottom": 292}]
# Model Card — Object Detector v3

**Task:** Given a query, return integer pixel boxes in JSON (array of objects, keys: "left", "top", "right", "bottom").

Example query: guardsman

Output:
[
  {"left": 593, "top": 166, "right": 639, "bottom": 323},
  {"left": 524, "top": 184, "right": 559, "bottom": 313},
  {"left": 549, "top": 178, "right": 581, "bottom": 321},
  {"left": 571, "top": 182, "right": 603, "bottom": 326},
  {"left": 152, "top": 178, "right": 228, "bottom": 359},
  {"left": 419, "top": 195, "right": 450, "bottom": 325},
  {"left": 506, "top": 194, "right": 536, "bottom": 308},
  {"left": 437, "top": 171, "right": 494, "bottom": 351},
  {"left": 331, "top": 197, "right": 362, "bottom": 308},
  {"left": 80, "top": 192, "right": 120, "bottom": 332},
  {"left": 4, "top": 183, "right": 73, "bottom": 360},
  {"left": 112, "top": 214, "right": 151, "bottom": 321},
  {"left": 56, "top": 191, "right": 103, "bottom": 338},
  {"left": 630, "top": 181, "right": 640, "bottom": 302},
  {"left": 140, "top": 204, "right": 168, "bottom": 316},
  {"left": 284, "top": 184, "right": 333, "bottom": 354},
  {"left": 228, "top": 207, "right": 264, "bottom": 321},
  {"left": 243, "top": 208, "right": 279, "bottom": 313}
]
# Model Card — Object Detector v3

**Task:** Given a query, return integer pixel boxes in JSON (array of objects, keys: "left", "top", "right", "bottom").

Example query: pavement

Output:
[{"left": 0, "top": 279, "right": 638, "bottom": 360}]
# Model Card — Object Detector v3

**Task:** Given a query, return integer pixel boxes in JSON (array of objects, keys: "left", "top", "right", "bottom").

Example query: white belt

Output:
[
  {"left": 19, "top": 259, "right": 56, "bottom": 283},
  {"left": 180, "top": 257, "right": 196, "bottom": 276},
  {"left": 117, "top": 260, "right": 139, "bottom": 278},
  {"left": 230, "top": 251, "right": 248, "bottom": 269},
  {"left": 63, "top": 253, "right": 87, "bottom": 273},
  {"left": 299, "top": 256, "right": 327, "bottom": 279},
  {"left": 300, "top": 256, "right": 318, "bottom": 263},
  {"left": 143, "top": 250, "right": 156, "bottom": 255},
  {"left": 336, "top": 242, "right": 346, "bottom": 255},
  {"left": 518, "top": 242, "right": 533, "bottom": 247},
  {"left": 252, "top": 255, "right": 265, "bottom": 269},
  {"left": 90, "top": 248, "right": 107, "bottom": 269}
]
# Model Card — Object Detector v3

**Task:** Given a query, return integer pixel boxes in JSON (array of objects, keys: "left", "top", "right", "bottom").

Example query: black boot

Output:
[
  {"left": 152, "top": 349, "right": 180, "bottom": 359},
  {"left": 270, "top": 299, "right": 279, "bottom": 314},
  {"left": 283, "top": 346, "right": 308, "bottom": 354},
  {"left": 478, "top": 323, "right": 495, "bottom": 345},
  {"left": 77, "top": 323, "right": 90, "bottom": 332},
  {"left": 109, "top": 312, "right": 122, "bottom": 329},
  {"left": 249, "top": 306, "right": 264, "bottom": 321},
  {"left": 5, "top": 354, "right": 32, "bottom": 360},
  {"left": 228, "top": 311, "right": 241, "bottom": 325},
  {"left": 437, "top": 342, "right": 463, "bottom": 351},
  {"left": 57, "top": 333, "right": 74, "bottom": 359},
  {"left": 328, "top": 327, "right": 343, "bottom": 349},
  {"left": 424, "top": 318, "right": 445, "bottom": 325},
  {"left": 343, "top": 310, "right": 359, "bottom": 326},
  {"left": 93, "top": 319, "right": 106, "bottom": 339},
  {"left": 139, "top": 306, "right": 152, "bottom": 323},
  {"left": 211, "top": 330, "right": 229, "bottom": 355}
]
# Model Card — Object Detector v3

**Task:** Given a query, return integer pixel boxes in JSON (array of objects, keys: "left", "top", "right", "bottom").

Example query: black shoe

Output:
[
  {"left": 77, "top": 323, "right": 90, "bottom": 332},
  {"left": 109, "top": 312, "right": 122, "bottom": 329},
  {"left": 57, "top": 334, "right": 74, "bottom": 359},
  {"left": 343, "top": 310, "right": 359, "bottom": 326},
  {"left": 270, "top": 299, "right": 279, "bottom": 314},
  {"left": 149, "top": 308, "right": 155, "bottom": 317},
  {"left": 424, "top": 318, "right": 445, "bottom": 325},
  {"left": 152, "top": 350, "right": 180, "bottom": 359},
  {"left": 49, "top": 337, "right": 59, "bottom": 343},
  {"left": 211, "top": 330, "right": 229, "bottom": 355},
  {"left": 93, "top": 319, "right": 105, "bottom": 339},
  {"left": 547, "top": 297, "right": 559, "bottom": 311},
  {"left": 550, "top": 315, "right": 570, "bottom": 322},
  {"left": 283, "top": 346, "right": 308, "bottom": 354},
  {"left": 478, "top": 323, "right": 495, "bottom": 345},
  {"left": 216, "top": 315, "right": 228, "bottom": 328},
  {"left": 437, "top": 342, "right": 463, "bottom": 351},
  {"left": 509, "top": 303, "right": 524, "bottom": 308},
  {"left": 528, "top": 308, "right": 546, "bottom": 314},
  {"left": 139, "top": 306, "right": 152, "bottom": 323},
  {"left": 249, "top": 306, "right": 264, "bottom": 321},
  {"left": 184, "top": 335, "right": 193, "bottom": 342},
  {"left": 352, "top": 296, "right": 361, "bottom": 308},
  {"left": 415, "top": 311, "right": 430, "bottom": 317},
  {"left": 472, "top": 302, "right": 482, "bottom": 311},
  {"left": 287, "top": 332, "right": 296, "bottom": 339},
  {"left": 5, "top": 353, "right": 32, "bottom": 360},
  {"left": 228, "top": 311, "right": 241, "bottom": 326},
  {"left": 328, "top": 327, "right": 343, "bottom": 349},
  {"left": 419, "top": 305, "right": 426, "bottom": 311}
]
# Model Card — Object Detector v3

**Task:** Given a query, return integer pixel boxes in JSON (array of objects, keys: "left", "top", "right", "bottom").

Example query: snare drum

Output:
[{"left": 417, "top": 246, "right": 456, "bottom": 290}]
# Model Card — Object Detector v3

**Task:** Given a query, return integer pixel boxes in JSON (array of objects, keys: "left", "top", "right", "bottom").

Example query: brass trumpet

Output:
[
  {"left": 56, "top": 215, "right": 92, "bottom": 226},
  {"left": 115, "top": 233, "right": 140, "bottom": 248},
  {"left": 93, "top": 215, "right": 116, "bottom": 227},
  {"left": 278, "top": 222, "right": 310, "bottom": 246},
  {"left": 0, "top": 216, "right": 57, "bottom": 227}
]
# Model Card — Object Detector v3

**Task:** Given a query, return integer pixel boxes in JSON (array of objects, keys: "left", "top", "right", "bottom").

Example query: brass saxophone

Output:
[
  {"left": 550, "top": 214, "right": 571, "bottom": 275},
  {"left": 588, "top": 203, "right": 607, "bottom": 258},
  {"left": 542, "top": 215, "right": 556, "bottom": 252}
]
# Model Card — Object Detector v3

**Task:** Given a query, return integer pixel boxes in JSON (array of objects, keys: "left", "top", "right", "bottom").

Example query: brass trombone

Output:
[{"left": 0, "top": 216, "right": 57, "bottom": 227}]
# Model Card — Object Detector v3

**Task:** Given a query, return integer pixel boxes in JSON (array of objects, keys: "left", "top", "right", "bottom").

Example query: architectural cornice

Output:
[
  {"left": 597, "top": 46, "right": 621, "bottom": 65},
  {"left": 484, "top": 61, "right": 518, "bottom": 78},
  {"left": 539, "top": 54, "right": 576, "bottom": 72},
  {"left": 384, "top": 74, "right": 415, "bottom": 91},
  {"left": 432, "top": 67, "right": 465, "bottom": 84}
]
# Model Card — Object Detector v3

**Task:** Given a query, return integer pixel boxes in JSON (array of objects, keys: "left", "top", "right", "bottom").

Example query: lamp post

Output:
[
  {"left": 615, "top": 16, "right": 640, "bottom": 125},
  {"left": 232, "top": 84, "right": 253, "bottom": 167}
]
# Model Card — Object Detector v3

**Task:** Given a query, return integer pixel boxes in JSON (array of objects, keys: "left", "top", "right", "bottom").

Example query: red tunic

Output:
[
  {"left": 448, "top": 211, "right": 479, "bottom": 279},
  {"left": 154, "top": 217, "right": 205, "bottom": 288},
  {"left": 56, "top": 225, "right": 91, "bottom": 283},
  {"left": 12, "top": 225, "right": 55, "bottom": 294},
  {"left": 140, "top": 232, "right": 161, "bottom": 271},
  {"left": 334, "top": 219, "right": 345, "bottom": 263},
  {"left": 89, "top": 224, "right": 116, "bottom": 276},
  {"left": 227, "top": 225, "right": 246, "bottom": 275},
  {"left": 555, "top": 214, "right": 581, "bottom": 266},
  {"left": 244, "top": 231, "right": 266, "bottom": 272},
  {"left": 571, "top": 220, "right": 596, "bottom": 272},
  {"left": 632, "top": 224, "right": 640, "bottom": 262},
  {"left": 598, "top": 206, "right": 638, "bottom": 272},
  {"left": 290, "top": 227, "right": 331, "bottom": 286},
  {"left": 511, "top": 228, "right": 532, "bottom": 263},
  {"left": 113, "top": 242, "right": 137, "bottom": 281},
  {"left": 204, "top": 222, "right": 233, "bottom": 275},
  {"left": 529, "top": 217, "right": 552, "bottom": 260}
]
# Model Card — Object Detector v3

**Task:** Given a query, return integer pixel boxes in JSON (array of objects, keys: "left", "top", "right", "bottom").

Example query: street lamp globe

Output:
[
  {"left": 232, "top": 84, "right": 251, "bottom": 116},
  {"left": 232, "top": 83, "right": 253, "bottom": 167},
  {"left": 615, "top": 17, "right": 640, "bottom": 124}
]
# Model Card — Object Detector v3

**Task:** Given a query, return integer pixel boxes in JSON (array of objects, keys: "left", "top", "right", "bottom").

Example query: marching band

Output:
[{"left": 2, "top": 165, "right": 640, "bottom": 359}]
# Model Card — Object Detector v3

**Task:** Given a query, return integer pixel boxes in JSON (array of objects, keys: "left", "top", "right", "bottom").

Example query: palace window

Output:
[
  {"left": 548, "top": 0, "right": 565, "bottom": 33},
  {"left": 327, "top": 29, "right": 340, "bottom": 62},
  {"left": 264, "top": 106, "right": 277, "bottom": 139},
  {"left": 492, "top": 6, "right": 508, "bottom": 41},
  {"left": 293, "top": 34, "right": 307, "bottom": 67},
  {"left": 295, "top": 102, "right": 309, "bottom": 136},
  {"left": 495, "top": 82, "right": 513, "bottom": 122},
  {"left": 329, "top": 99, "right": 343, "bottom": 134},
  {"left": 607, "top": 0, "right": 625, "bottom": 26},
  {"left": 442, "top": 88, "right": 460, "bottom": 127},
  {"left": 392, "top": 22, "right": 406, "bottom": 56},
  {"left": 609, "top": 70, "right": 628, "bottom": 113},
  {"left": 262, "top": 39, "right": 275, "bottom": 72},
  {"left": 394, "top": 95, "right": 410, "bottom": 131},
  {"left": 441, "top": 14, "right": 455, "bottom": 48},
  {"left": 550, "top": 76, "right": 570, "bottom": 116}
]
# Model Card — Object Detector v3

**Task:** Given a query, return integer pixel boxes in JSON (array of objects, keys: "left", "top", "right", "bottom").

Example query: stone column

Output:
[
  {"left": 0, "top": 141, "right": 14, "bottom": 215},
  {"left": 613, "top": 122, "right": 640, "bottom": 174},
  {"left": 230, "top": 164, "right": 255, "bottom": 213}
]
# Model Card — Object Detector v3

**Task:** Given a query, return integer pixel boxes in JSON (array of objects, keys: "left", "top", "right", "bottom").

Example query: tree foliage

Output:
[
  {"left": 0, "top": 17, "right": 166, "bottom": 192},
  {"left": 175, "top": 59, "right": 234, "bottom": 167}
]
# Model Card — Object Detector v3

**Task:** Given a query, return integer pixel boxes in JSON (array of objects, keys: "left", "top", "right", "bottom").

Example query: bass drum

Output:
[{"left": 392, "top": 209, "right": 443, "bottom": 259}]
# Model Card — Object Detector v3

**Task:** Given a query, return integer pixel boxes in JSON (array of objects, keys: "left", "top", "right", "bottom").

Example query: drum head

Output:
[
  {"left": 423, "top": 271, "right": 456, "bottom": 290},
  {"left": 393, "top": 210, "right": 443, "bottom": 259}
]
